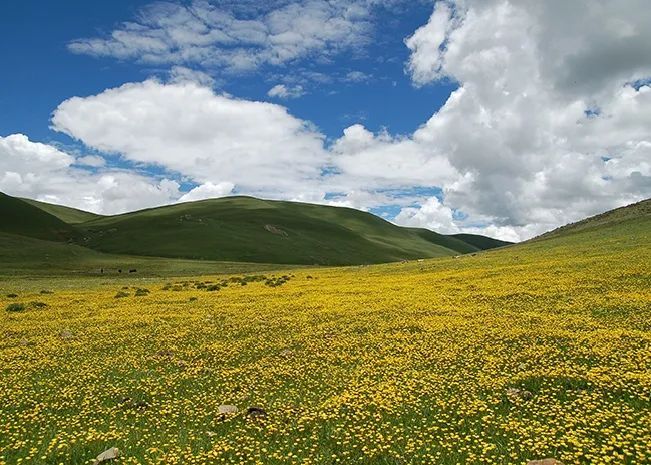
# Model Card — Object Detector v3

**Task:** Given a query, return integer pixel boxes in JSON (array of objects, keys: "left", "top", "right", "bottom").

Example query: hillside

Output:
[
  {"left": 2, "top": 192, "right": 511, "bottom": 267},
  {"left": 0, "top": 232, "right": 293, "bottom": 277},
  {"left": 20, "top": 197, "right": 102, "bottom": 224},
  {"left": 0, "top": 193, "right": 79, "bottom": 242},
  {"left": 75, "top": 196, "right": 504, "bottom": 265},
  {"left": 450, "top": 233, "right": 512, "bottom": 250},
  {"left": 534, "top": 198, "right": 651, "bottom": 241}
]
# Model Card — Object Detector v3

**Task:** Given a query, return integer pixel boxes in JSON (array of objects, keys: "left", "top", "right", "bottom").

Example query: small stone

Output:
[
  {"left": 527, "top": 459, "right": 563, "bottom": 465},
  {"left": 247, "top": 406, "right": 268, "bottom": 418},
  {"left": 218, "top": 405, "right": 238, "bottom": 414},
  {"left": 92, "top": 447, "right": 120, "bottom": 465},
  {"left": 507, "top": 387, "right": 533, "bottom": 402}
]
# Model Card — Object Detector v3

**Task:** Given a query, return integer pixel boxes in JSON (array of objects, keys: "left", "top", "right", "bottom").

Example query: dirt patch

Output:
[{"left": 264, "top": 224, "right": 288, "bottom": 237}]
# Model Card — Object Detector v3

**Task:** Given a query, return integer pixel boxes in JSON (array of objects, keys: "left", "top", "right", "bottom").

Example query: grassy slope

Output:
[
  {"left": 450, "top": 233, "right": 512, "bottom": 250},
  {"left": 534, "top": 198, "right": 651, "bottom": 241},
  {"left": 0, "top": 193, "right": 79, "bottom": 241},
  {"left": 0, "top": 232, "right": 299, "bottom": 277},
  {"left": 76, "top": 197, "right": 477, "bottom": 265},
  {"left": 20, "top": 197, "right": 102, "bottom": 224}
]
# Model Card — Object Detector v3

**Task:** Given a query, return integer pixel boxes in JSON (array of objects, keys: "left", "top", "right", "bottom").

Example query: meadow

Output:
[{"left": 1, "top": 217, "right": 650, "bottom": 464}]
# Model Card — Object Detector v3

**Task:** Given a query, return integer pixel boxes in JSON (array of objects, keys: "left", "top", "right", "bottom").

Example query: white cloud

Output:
[
  {"left": 178, "top": 181, "right": 234, "bottom": 202},
  {"left": 0, "top": 134, "right": 73, "bottom": 173},
  {"left": 405, "top": 1, "right": 457, "bottom": 86},
  {"left": 76, "top": 155, "right": 106, "bottom": 168},
  {"left": 51, "top": 80, "right": 327, "bottom": 198},
  {"left": 394, "top": 196, "right": 458, "bottom": 234},
  {"left": 344, "top": 70, "right": 371, "bottom": 83},
  {"left": 0, "top": 133, "right": 185, "bottom": 215},
  {"left": 267, "top": 83, "right": 305, "bottom": 99},
  {"left": 168, "top": 65, "right": 216, "bottom": 87},
  {"left": 386, "top": 0, "right": 651, "bottom": 239},
  {"left": 331, "top": 124, "right": 458, "bottom": 189},
  {"left": 5, "top": 0, "right": 649, "bottom": 243},
  {"left": 68, "top": 0, "right": 374, "bottom": 73}
]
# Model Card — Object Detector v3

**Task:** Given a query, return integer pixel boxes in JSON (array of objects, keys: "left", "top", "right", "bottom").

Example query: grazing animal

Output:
[{"left": 129, "top": 269, "right": 137, "bottom": 273}]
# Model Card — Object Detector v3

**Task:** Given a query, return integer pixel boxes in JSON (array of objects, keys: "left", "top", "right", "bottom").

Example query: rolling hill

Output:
[
  {"left": 74, "top": 196, "right": 506, "bottom": 265},
  {"left": 534, "top": 198, "right": 651, "bottom": 241},
  {"left": 0, "top": 193, "right": 79, "bottom": 242},
  {"left": 20, "top": 197, "right": 102, "bottom": 224},
  {"left": 0, "top": 193, "right": 511, "bottom": 269}
]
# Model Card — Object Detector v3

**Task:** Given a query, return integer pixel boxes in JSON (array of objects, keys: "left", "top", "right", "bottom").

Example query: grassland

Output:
[
  {"left": 75, "top": 196, "right": 504, "bottom": 265},
  {"left": 1, "top": 208, "right": 649, "bottom": 465},
  {"left": 0, "top": 233, "right": 302, "bottom": 278},
  {"left": 1, "top": 193, "right": 510, "bottom": 268}
]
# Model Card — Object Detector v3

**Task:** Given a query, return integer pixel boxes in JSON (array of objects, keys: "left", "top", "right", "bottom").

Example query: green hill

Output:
[
  {"left": 0, "top": 232, "right": 296, "bottom": 277},
  {"left": 450, "top": 233, "right": 512, "bottom": 250},
  {"left": 20, "top": 197, "right": 102, "bottom": 224},
  {"left": 0, "top": 193, "right": 79, "bottom": 242},
  {"left": 77, "top": 196, "right": 493, "bottom": 265},
  {"left": 1, "top": 192, "right": 512, "bottom": 268},
  {"left": 533, "top": 198, "right": 651, "bottom": 241}
]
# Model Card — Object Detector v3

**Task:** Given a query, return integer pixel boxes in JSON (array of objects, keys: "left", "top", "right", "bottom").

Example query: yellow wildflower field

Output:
[{"left": 1, "top": 222, "right": 650, "bottom": 464}]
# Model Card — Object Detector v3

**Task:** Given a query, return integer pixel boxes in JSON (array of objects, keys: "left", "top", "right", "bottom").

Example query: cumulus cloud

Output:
[
  {"left": 76, "top": 155, "right": 106, "bottom": 167},
  {"left": 331, "top": 124, "right": 457, "bottom": 189},
  {"left": 394, "top": 196, "right": 457, "bottom": 234},
  {"left": 0, "top": 134, "right": 185, "bottom": 215},
  {"left": 5, "top": 0, "right": 650, "bottom": 242},
  {"left": 51, "top": 80, "right": 326, "bottom": 198},
  {"left": 267, "top": 83, "right": 305, "bottom": 99},
  {"left": 178, "top": 181, "right": 235, "bottom": 202},
  {"left": 68, "top": 0, "right": 373, "bottom": 73},
  {"left": 388, "top": 0, "right": 651, "bottom": 239}
]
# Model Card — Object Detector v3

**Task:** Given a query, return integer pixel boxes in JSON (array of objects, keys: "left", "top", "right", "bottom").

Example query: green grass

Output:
[
  {"left": 3, "top": 193, "right": 511, "bottom": 267},
  {"left": 0, "top": 193, "right": 79, "bottom": 241},
  {"left": 20, "top": 197, "right": 102, "bottom": 224},
  {"left": 75, "top": 196, "right": 507, "bottom": 265},
  {"left": 0, "top": 232, "right": 303, "bottom": 278},
  {"left": 450, "top": 233, "right": 512, "bottom": 250},
  {"left": 534, "top": 198, "right": 650, "bottom": 241},
  {"left": 0, "top": 200, "right": 648, "bottom": 465}
]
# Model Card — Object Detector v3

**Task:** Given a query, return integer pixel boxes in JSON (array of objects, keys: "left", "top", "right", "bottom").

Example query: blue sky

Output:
[
  {"left": 1, "top": 0, "right": 649, "bottom": 241},
  {"left": 0, "top": 1, "right": 454, "bottom": 143}
]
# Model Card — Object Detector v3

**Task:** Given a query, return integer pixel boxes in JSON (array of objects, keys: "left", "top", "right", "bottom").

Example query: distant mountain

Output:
[
  {"left": 75, "top": 196, "right": 508, "bottom": 265},
  {"left": 450, "top": 233, "right": 512, "bottom": 251},
  {"left": 0, "top": 193, "right": 511, "bottom": 266}
]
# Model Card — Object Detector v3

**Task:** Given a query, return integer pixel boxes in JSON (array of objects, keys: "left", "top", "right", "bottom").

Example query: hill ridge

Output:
[{"left": 2, "top": 192, "right": 509, "bottom": 266}]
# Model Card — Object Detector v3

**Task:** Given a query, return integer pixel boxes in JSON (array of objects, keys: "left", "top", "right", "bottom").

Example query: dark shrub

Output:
[
  {"left": 114, "top": 291, "right": 130, "bottom": 298},
  {"left": 5, "top": 303, "right": 25, "bottom": 312}
]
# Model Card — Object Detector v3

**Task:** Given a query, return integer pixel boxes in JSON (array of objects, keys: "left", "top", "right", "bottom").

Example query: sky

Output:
[{"left": 1, "top": 0, "right": 650, "bottom": 241}]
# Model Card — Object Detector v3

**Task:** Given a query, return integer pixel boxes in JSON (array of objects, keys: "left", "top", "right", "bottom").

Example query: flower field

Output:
[{"left": 1, "top": 221, "right": 650, "bottom": 464}]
